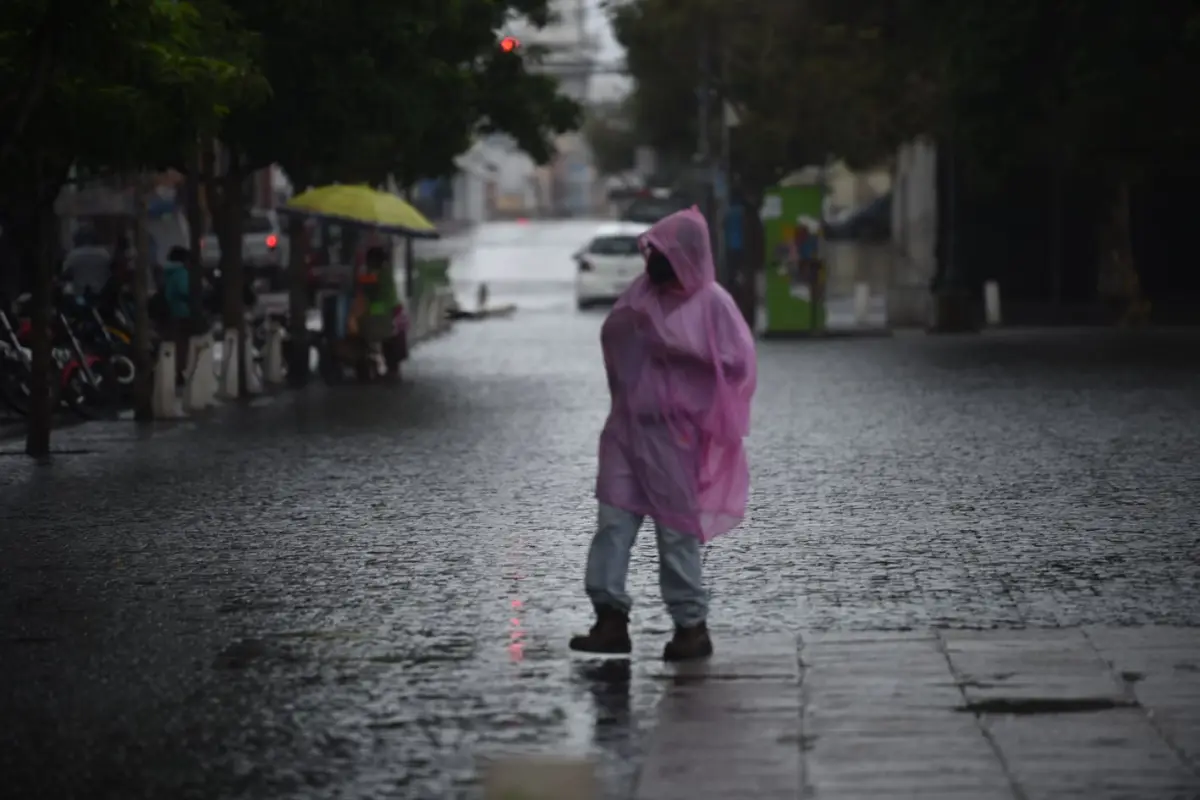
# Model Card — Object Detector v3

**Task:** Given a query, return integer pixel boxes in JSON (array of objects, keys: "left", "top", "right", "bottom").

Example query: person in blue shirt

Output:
[
  {"left": 150, "top": 246, "right": 195, "bottom": 384},
  {"left": 161, "top": 246, "right": 193, "bottom": 321}
]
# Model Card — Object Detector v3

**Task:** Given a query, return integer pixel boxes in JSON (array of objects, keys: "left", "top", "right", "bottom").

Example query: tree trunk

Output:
[
  {"left": 929, "top": 142, "right": 979, "bottom": 333},
  {"left": 402, "top": 186, "right": 415, "bottom": 301},
  {"left": 1097, "top": 180, "right": 1148, "bottom": 326},
  {"left": 213, "top": 165, "right": 247, "bottom": 397},
  {"left": 23, "top": 159, "right": 54, "bottom": 457},
  {"left": 185, "top": 138, "right": 206, "bottom": 324},
  {"left": 736, "top": 188, "right": 764, "bottom": 328},
  {"left": 131, "top": 178, "right": 154, "bottom": 421},
  {"left": 286, "top": 208, "right": 309, "bottom": 387},
  {"left": 1049, "top": 161, "right": 1064, "bottom": 307}
]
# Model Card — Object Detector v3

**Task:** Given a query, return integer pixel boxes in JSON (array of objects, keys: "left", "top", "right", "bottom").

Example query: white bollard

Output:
[
  {"left": 428, "top": 294, "right": 440, "bottom": 336},
  {"left": 442, "top": 289, "right": 457, "bottom": 331},
  {"left": 984, "top": 280, "right": 1002, "bottom": 326},
  {"left": 151, "top": 342, "right": 186, "bottom": 418},
  {"left": 197, "top": 338, "right": 218, "bottom": 407},
  {"left": 242, "top": 331, "right": 263, "bottom": 394},
  {"left": 413, "top": 295, "right": 431, "bottom": 342},
  {"left": 218, "top": 328, "right": 239, "bottom": 399},
  {"left": 183, "top": 335, "right": 211, "bottom": 412},
  {"left": 433, "top": 292, "right": 446, "bottom": 334},
  {"left": 853, "top": 281, "right": 871, "bottom": 327},
  {"left": 427, "top": 294, "right": 439, "bottom": 337},
  {"left": 264, "top": 321, "right": 285, "bottom": 384}
]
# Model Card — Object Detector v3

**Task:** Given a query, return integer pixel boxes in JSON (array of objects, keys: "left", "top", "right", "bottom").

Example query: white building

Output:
[
  {"left": 889, "top": 139, "right": 938, "bottom": 326},
  {"left": 507, "top": 0, "right": 596, "bottom": 105},
  {"left": 441, "top": 1, "right": 599, "bottom": 221}
]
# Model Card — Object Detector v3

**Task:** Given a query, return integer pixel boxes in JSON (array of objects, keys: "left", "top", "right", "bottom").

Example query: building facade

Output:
[{"left": 440, "top": 1, "right": 599, "bottom": 222}]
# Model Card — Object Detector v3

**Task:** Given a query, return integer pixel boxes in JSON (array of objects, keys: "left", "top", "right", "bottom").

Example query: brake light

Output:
[
  {"left": 577, "top": 259, "right": 593, "bottom": 272},
  {"left": 266, "top": 234, "right": 278, "bottom": 248}
]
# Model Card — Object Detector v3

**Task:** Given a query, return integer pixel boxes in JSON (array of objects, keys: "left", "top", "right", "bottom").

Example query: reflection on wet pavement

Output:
[{"left": 1, "top": 220, "right": 1199, "bottom": 798}]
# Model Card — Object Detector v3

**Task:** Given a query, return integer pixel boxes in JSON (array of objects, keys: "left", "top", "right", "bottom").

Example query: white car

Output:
[{"left": 573, "top": 222, "right": 649, "bottom": 310}]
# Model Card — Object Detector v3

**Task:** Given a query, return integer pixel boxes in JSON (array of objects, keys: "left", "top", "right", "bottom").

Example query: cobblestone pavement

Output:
[{"left": 1, "top": 220, "right": 1199, "bottom": 799}]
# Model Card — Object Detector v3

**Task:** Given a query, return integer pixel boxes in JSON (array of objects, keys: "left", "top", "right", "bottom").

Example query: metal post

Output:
[
  {"left": 696, "top": 33, "right": 709, "bottom": 169},
  {"left": 696, "top": 28, "right": 719, "bottom": 270},
  {"left": 716, "top": 44, "right": 732, "bottom": 289},
  {"left": 402, "top": 186, "right": 415, "bottom": 301}
]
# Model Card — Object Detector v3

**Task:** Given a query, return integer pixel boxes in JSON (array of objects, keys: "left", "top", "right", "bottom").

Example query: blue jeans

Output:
[{"left": 585, "top": 503, "right": 708, "bottom": 628}]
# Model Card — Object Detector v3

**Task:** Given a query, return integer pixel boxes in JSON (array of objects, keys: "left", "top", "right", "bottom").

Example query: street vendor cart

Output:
[{"left": 281, "top": 184, "right": 438, "bottom": 384}]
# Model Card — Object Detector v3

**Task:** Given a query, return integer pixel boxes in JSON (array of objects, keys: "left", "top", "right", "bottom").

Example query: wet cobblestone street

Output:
[{"left": 2, "top": 221, "right": 1199, "bottom": 798}]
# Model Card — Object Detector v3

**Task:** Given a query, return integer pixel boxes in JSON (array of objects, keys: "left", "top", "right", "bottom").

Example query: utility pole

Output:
[
  {"left": 696, "top": 26, "right": 716, "bottom": 264},
  {"left": 715, "top": 41, "right": 732, "bottom": 289},
  {"left": 696, "top": 32, "right": 709, "bottom": 169}
]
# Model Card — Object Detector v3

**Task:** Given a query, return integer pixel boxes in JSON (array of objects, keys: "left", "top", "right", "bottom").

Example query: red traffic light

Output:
[{"left": 500, "top": 36, "right": 519, "bottom": 52}]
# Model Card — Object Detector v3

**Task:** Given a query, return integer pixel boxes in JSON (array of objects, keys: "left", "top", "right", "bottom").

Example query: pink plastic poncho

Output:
[{"left": 596, "top": 207, "right": 757, "bottom": 543}]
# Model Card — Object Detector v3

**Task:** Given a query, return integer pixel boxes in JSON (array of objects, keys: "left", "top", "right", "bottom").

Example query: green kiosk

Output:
[{"left": 760, "top": 181, "right": 827, "bottom": 336}]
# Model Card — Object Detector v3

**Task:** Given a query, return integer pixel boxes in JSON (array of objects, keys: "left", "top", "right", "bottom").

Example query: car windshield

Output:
[
  {"left": 244, "top": 214, "right": 274, "bottom": 234},
  {"left": 620, "top": 196, "right": 686, "bottom": 224},
  {"left": 588, "top": 235, "right": 640, "bottom": 256}
]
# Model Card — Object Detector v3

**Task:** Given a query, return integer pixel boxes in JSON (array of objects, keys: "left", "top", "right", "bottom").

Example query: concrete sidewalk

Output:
[{"left": 636, "top": 627, "right": 1200, "bottom": 800}]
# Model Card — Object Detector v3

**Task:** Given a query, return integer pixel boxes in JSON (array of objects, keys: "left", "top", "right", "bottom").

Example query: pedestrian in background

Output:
[
  {"left": 152, "top": 246, "right": 195, "bottom": 383},
  {"left": 570, "top": 207, "right": 757, "bottom": 662}
]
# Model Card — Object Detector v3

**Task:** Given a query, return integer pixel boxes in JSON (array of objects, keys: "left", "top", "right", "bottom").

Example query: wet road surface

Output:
[{"left": 2, "top": 220, "right": 1199, "bottom": 798}]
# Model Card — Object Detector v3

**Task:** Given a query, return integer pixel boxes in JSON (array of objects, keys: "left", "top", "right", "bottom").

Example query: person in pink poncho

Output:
[{"left": 569, "top": 207, "right": 757, "bottom": 662}]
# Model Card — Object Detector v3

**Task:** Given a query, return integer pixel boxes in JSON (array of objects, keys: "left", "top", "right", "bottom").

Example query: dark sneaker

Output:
[
  {"left": 569, "top": 606, "right": 632, "bottom": 656},
  {"left": 662, "top": 622, "right": 713, "bottom": 662}
]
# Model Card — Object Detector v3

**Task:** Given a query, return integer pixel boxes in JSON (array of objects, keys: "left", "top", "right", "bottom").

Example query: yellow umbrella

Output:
[{"left": 285, "top": 184, "right": 439, "bottom": 238}]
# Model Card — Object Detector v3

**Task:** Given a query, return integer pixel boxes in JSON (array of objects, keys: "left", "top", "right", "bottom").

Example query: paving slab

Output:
[
  {"left": 635, "top": 627, "right": 1200, "bottom": 800},
  {"left": 941, "top": 628, "right": 1128, "bottom": 708},
  {"left": 1086, "top": 626, "right": 1200, "bottom": 773},
  {"left": 983, "top": 710, "right": 1198, "bottom": 800},
  {"left": 803, "top": 632, "right": 1013, "bottom": 799},
  {"left": 635, "top": 635, "right": 801, "bottom": 800}
]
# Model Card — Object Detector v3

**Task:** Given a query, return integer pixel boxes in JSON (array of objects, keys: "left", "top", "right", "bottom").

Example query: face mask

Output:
[{"left": 645, "top": 249, "right": 676, "bottom": 286}]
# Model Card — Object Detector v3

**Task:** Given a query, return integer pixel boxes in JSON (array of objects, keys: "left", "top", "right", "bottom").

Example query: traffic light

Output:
[{"left": 500, "top": 36, "right": 519, "bottom": 53}]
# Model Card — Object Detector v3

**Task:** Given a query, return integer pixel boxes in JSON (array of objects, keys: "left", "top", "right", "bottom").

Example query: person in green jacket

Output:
[
  {"left": 360, "top": 245, "right": 406, "bottom": 375},
  {"left": 363, "top": 246, "right": 398, "bottom": 317},
  {"left": 161, "top": 246, "right": 193, "bottom": 321}
]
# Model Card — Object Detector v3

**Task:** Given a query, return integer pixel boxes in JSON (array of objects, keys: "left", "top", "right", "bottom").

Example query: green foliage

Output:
[
  {"left": 613, "top": 0, "right": 1200, "bottom": 192},
  {"left": 0, "top": 0, "right": 581, "bottom": 200},
  {"left": 218, "top": 0, "right": 580, "bottom": 189},
  {"left": 891, "top": 0, "right": 1200, "bottom": 182},
  {"left": 0, "top": 0, "right": 259, "bottom": 184},
  {"left": 581, "top": 99, "right": 640, "bottom": 177},
  {"left": 609, "top": 0, "right": 925, "bottom": 193}
]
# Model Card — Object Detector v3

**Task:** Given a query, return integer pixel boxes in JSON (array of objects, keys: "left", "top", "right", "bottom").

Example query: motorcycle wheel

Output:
[
  {"left": 0, "top": 360, "right": 30, "bottom": 416},
  {"left": 2, "top": 360, "right": 61, "bottom": 417},
  {"left": 64, "top": 358, "right": 119, "bottom": 420}
]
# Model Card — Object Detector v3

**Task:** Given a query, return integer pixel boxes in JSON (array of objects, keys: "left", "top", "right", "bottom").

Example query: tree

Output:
[
  {"left": 612, "top": 0, "right": 926, "bottom": 182},
  {"left": 615, "top": 0, "right": 1200, "bottom": 323},
  {"left": 910, "top": 0, "right": 1200, "bottom": 321},
  {"left": 582, "top": 99, "right": 640, "bottom": 178},
  {"left": 204, "top": 0, "right": 580, "bottom": 386},
  {"left": 0, "top": 0, "right": 259, "bottom": 455},
  {"left": 609, "top": 0, "right": 926, "bottom": 319}
]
